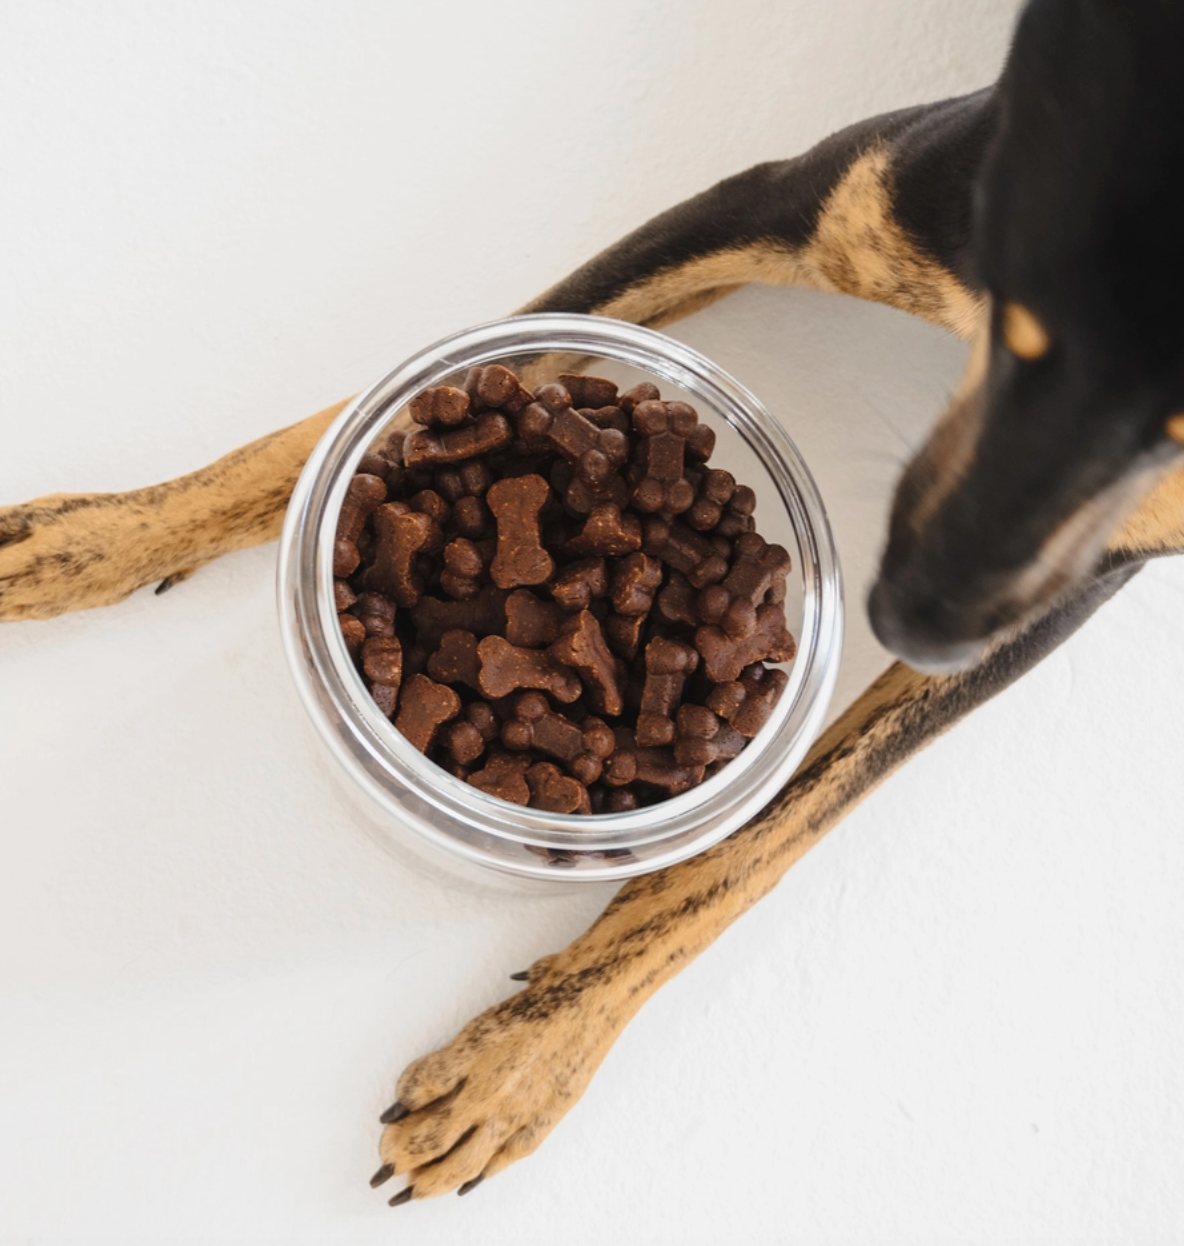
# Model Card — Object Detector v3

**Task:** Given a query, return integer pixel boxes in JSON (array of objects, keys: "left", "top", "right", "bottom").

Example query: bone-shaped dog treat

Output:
[
  {"left": 500, "top": 691, "right": 615, "bottom": 785},
  {"left": 504, "top": 589, "right": 564, "bottom": 648},
  {"left": 629, "top": 400, "right": 697, "bottom": 515},
  {"left": 548, "top": 610, "right": 623, "bottom": 716},
  {"left": 366, "top": 504, "right": 439, "bottom": 607},
  {"left": 465, "top": 364, "right": 534, "bottom": 414},
  {"left": 706, "top": 662, "right": 790, "bottom": 737},
  {"left": 466, "top": 751, "right": 533, "bottom": 805},
  {"left": 339, "top": 612, "right": 366, "bottom": 656},
  {"left": 526, "top": 762, "right": 591, "bottom": 815},
  {"left": 603, "top": 728, "right": 704, "bottom": 795},
  {"left": 452, "top": 495, "right": 493, "bottom": 540},
  {"left": 558, "top": 373, "right": 619, "bottom": 409},
  {"left": 354, "top": 591, "right": 396, "bottom": 637},
  {"left": 410, "top": 488, "right": 450, "bottom": 531},
  {"left": 369, "top": 682, "right": 399, "bottom": 718},
  {"left": 642, "top": 518, "right": 729, "bottom": 588},
  {"left": 403, "top": 412, "right": 512, "bottom": 467},
  {"left": 635, "top": 637, "right": 699, "bottom": 747},
  {"left": 411, "top": 584, "right": 508, "bottom": 646},
  {"left": 477, "top": 635, "right": 581, "bottom": 703},
  {"left": 440, "top": 537, "right": 487, "bottom": 601},
  {"left": 565, "top": 503, "right": 642, "bottom": 557},
  {"left": 697, "top": 602, "right": 797, "bottom": 683},
  {"left": 654, "top": 572, "right": 700, "bottom": 628},
  {"left": 333, "top": 472, "right": 387, "bottom": 576},
  {"left": 618, "top": 381, "right": 660, "bottom": 414},
  {"left": 362, "top": 634, "right": 404, "bottom": 690},
  {"left": 518, "top": 387, "right": 630, "bottom": 490},
  {"left": 610, "top": 552, "right": 663, "bottom": 616},
  {"left": 550, "top": 558, "right": 608, "bottom": 612},
  {"left": 427, "top": 628, "right": 483, "bottom": 691},
  {"left": 604, "top": 611, "right": 646, "bottom": 659},
  {"left": 485, "top": 474, "right": 554, "bottom": 589},
  {"left": 443, "top": 700, "right": 499, "bottom": 766},
  {"left": 334, "top": 579, "right": 357, "bottom": 612},
  {"left": 409, "top": 385, "right": 471, "bottom": 428},
  {"left": 715, "top": 483, "right": 757, "bottom": 538},
  {"left": 697, "top": 533, "right": 792, "bottom": 639},
  {"left": 672, "top": 703, "right": 745, "bottom": 767},
  {"left": 434, "top": 458, "right": 493, "bottom": 503},
  {"left": 580, "top": 405, "right": 631, "bottom": 435},
  {"left": 686, "top": 468, "right": 737, "bottom": 532},
  {"left": 394, "top": 674, "right": 460, "bottom": 753},
  {"left": 553, "top": 452, "right": 630, "bottom": 515}
]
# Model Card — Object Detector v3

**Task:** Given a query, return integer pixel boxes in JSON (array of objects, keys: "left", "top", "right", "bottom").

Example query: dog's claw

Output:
[
  {"left": 388, "top": 1186, "right": 413, "bottom": 1207},
  {"left": 509, "top": 970, "right": 529, "bottom": 981},
  {"left": 369, "top": 1163, "right": 394, "bottom": 1188},
  {"left": 380, "top": 1101, "right": 410, "bottom": 1124},
  {"left": 457, "top": 1175, "right": 485, "bottom": 1197}
]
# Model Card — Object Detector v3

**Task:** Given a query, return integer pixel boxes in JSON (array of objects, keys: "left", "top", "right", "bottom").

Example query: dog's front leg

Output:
[{"left": 374, "top": 560, "right": 1140, "bottom": 1202}]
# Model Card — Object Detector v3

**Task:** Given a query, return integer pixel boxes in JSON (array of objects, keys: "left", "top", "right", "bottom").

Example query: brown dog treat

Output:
[
  {"left": 610, "top": 553, "right": 663, "bottom": 616},
  {"left": 411, "top": 585, "right": 508, "bottom": 645},
  {"left": 333, "top": 538, "right": 360, "bottom": 578},
  {"left": 427, "top": 628, "right": 483, "bottom": 690},
  {"left": 517, "top": 391, "right": 630, "bottom": 497},
  {"left": 334, "top": 578, "right": 358, "bottom": 612},
  {"left": 466, "top": 751, "right": 532, "bottom": 805},
  {"left": 355, "top": 591, "right": 396, "bottom": 637},
  {"left": 394, "top": 674, "right": 460, "bottom": 753},
  {"left": 618, "top": 381, "right": 660, "bottom": 414},
  {"left": 336, "top": 472, "right": 387, "bottom": 543},
  {"left": 367, "top": 505, "right": 438, "bottom": 606},
  {"left": 440, "top": 537, "right": 486, "bottom": 600},
  {"left": 635, "top": 637, "right": 699, "bottom": 747},
  {"left": 686, "top": 469, "right": 737, "bottom": 531},
  {"left": 643, "top": 518, "right": 729, "bottom": 588},
  {"left": 715, "top": 483, "right": 757, "bottom": 537},
  {"left": 550, "top": 558, "right": 608, "bottom": 612},
  {"left": 465, "top": 700, "right": 499, "bottom": 742},
  {"left": 604, "top": 611, "right": 646, "bottom": 660},
  {"left": 559, "top": 373, "right": 619, "bottom": 409},
  {"left": 505, "top": 589, "right": 563, "bottom": 648},
  {"left": 486, "top": 474, "right": 554, "bottom": 589},
  {"left": 500, "top": 692, "right": 615, "bottom": 784},
  {"left": 653, "top": 573, "right": 700, "bottom": 628},
  {"left": 629, "top": 400, "right": 696, "bottom": 515},
  {"left": 697, "top": 602, "right": 797, "bottom": 683},
  {"left": 607, "top": 787, "right": 639, "bottom": 812},
  {"left": 672, "top": 704, "right": 745, "bottom": 767},
  {"left": 409, "top": 489, "right": 450, "bottom": 530},
  {"left": 465, "top": 364, "right": 534, "bottom": 414},
  {"left": 706, "top": 662, "right": 790, "bottom": 737},
  {"left": 548, "top": 610, "right": 623, "bottom": 716},
  {"left": 404, "top": 412, "right": 513, "bottom": 466},
  {"left": 451, "top": 494, "right": 492, "bottom": 539},
  {"left": 443, "top": 719, "right": 488, "bottom": 766},
  {"left": 435, "top": 459, "right": 494, "bottom": 503},
  {"left": 369, "top": 681, "right": 399, "bottom": 718},
  {"left": 565, "top": 503, "right": 643, "bottom": 557},
  {"left": 402, "top": 643, "right": 431, "bottom": 678},
  {"left": 603, "top": 728, "right": 703, "bottom": 795},
  {"left": 409, "top": 386, "right": 470, "bottom": 428},
  {"left": 361, "top": 635, "right": 404, "bottom": 692},
  {"left": 339, "top": 612, "right": 366, "bottom": 656},
  {"left": 526, "top": 762, "right": 591, "bottom": 815},
  {"left": 477, "top": 636, "right": 582, "bottom": 703},
  {"left": 560, "top": 455, "right": 630, "bottom": 515},
  {"left": 697, "top": 533, "right": 792, "bottom": 639},
  {"left": 580, "top": 405, "right": 631, "bottom": 435}
]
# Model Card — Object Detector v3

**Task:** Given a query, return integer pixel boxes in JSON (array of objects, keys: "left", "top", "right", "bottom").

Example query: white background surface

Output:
[{"left": 3, "top": 1, "right": 1183, "bottom": 1242}]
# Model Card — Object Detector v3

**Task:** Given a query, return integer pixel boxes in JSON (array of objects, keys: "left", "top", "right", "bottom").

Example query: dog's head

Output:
[{"left": 869, "top": 0, "right": 1184, "bottom": 672}]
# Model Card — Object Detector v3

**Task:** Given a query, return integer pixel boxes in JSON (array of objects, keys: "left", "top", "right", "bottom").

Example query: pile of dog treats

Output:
[{"left": 333, "top": 364, "right": 795, "bottom": 815}]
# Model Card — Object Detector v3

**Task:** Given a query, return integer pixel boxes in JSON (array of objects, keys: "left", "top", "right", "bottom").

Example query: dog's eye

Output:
[
  {"left": 1001, "top": 302, "right": 1051, "bottom": 360},
  {"left": 1166, "top": 414, "right": 1184, "bottom": 446}
]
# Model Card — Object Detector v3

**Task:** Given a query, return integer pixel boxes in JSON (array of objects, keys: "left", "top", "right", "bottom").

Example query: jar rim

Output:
[{"left": 277, "top": 314, "right": 843, "bottom": 881}]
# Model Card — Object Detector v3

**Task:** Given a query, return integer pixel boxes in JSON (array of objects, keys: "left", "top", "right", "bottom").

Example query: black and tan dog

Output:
[{"left": 3, "top": 0, "right": 1182, "bottom": 1204}]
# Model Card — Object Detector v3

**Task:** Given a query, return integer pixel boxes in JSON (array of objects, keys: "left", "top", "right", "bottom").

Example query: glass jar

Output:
[{"left": 277, "top": 314, "right": 843, "bottom": 884}]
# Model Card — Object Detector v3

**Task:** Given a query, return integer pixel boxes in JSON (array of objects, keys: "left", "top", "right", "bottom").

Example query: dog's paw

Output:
[
  {"left": 374, "top": 961, "right": 614, "bottom": 1202},
  {"left": 0, "top": 492, "right": 198, "bottom": 621}
]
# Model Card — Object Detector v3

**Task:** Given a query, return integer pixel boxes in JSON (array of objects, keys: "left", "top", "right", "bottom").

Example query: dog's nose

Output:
[{"left": 867, "top": 574, "right": 989, "bottom": 674}]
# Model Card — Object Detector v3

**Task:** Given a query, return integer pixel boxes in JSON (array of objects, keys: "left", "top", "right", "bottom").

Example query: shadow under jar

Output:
[{"left": 278, "top": 314, "right": 843, "bottom": 884}]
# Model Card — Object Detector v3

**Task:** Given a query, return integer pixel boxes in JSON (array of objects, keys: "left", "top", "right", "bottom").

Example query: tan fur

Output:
[{"left": 1001, "top": 301, "right": 1052, "bottom": 359}]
